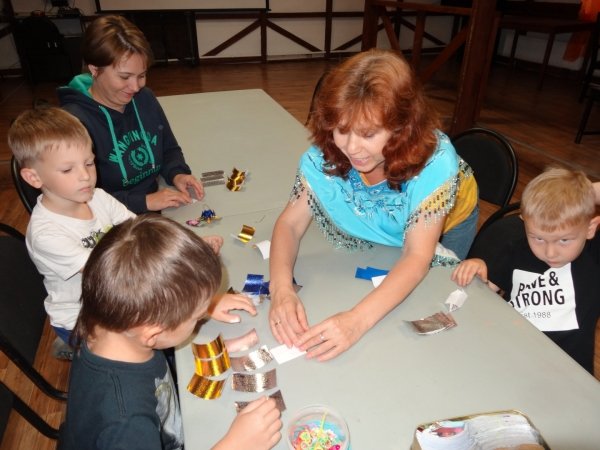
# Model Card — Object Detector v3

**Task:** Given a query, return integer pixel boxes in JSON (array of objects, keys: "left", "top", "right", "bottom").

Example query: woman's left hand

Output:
[
  {"left": 295, "top": 309, "right": 367, "bottom": 362},
  {"left": 173, "top": 173, "right": 205, "bottom": 201}
]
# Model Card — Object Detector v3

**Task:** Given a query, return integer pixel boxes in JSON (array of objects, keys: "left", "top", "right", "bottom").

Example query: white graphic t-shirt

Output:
[{"left": 509, "top": 263, "right": 578, "bottom": 332}]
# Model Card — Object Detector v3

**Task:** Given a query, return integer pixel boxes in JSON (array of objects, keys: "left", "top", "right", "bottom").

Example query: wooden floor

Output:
[{"left": 0, "top": 56, "right": 599, "bottom": 450}]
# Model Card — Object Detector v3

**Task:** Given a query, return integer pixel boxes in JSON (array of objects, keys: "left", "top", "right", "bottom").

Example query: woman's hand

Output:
[
  {"left": 295, "top": 309, "right": 367, "bottom": 362},
  {"left": 173, "top": 173, "right": 204, "bottom": 201},
  {"left": 268, "top": 189, "right": 313, "bottom": 348},
  {"left": 146, "top": 188, "right": 193, "bottom": 211},
  {"left": 269, "top": 290, "right": 309, "bottom": 348},
  {"left": 209, "top": 292, "right": 256, "bottom": 323}
]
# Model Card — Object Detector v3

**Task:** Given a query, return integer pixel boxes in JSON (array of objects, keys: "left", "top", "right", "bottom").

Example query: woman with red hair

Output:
[{"left": 268, "top": 49, "right": 478, "bottom": 361}]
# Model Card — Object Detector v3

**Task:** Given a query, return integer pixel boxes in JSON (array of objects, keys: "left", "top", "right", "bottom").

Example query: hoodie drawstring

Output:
[{"left": 98, "top": 98, "right": 156, "bottom": 184}]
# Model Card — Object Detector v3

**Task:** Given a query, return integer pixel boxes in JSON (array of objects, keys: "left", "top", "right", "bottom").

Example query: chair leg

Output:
[
  {"left": 575, "top": 95, "right": 595, "bottom": 143},
  {"left": 11, "top": 392, "right": 60, "bottom": 439}
]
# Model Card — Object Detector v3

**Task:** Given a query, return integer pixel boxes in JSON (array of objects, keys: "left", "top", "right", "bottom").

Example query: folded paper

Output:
[
  {"left": 224, "top": 328, "right": 259, "bottom": 354},
  {"left": 231, "top": 368, "right": 277, "bottom": 392},
  {"left": 235, "top": 390, "right": 286, "bottom": 413},
  {"left": 232, "top": 224, "right": 255, "bottom": 243},
  {"left": 226, "top": 168, "right": 247, "bottom": 191},
  {"left": 187, "top": 374, "right": 226, "bottom": 400},
  {"left": 230, "top": 345, "right": 273, "bottom": 372}
]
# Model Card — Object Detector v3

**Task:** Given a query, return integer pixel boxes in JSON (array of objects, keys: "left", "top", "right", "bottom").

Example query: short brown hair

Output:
[
  {"left": 521, "top": 167, "right": 596, "bottom": 231},
  {"left": 82, "top": 14, "right": 154, "bottom": 69},
  {"left": 73, "top": 214, "right": 222, "bottom": 343},
  {"left": 308, "top": 49, "right": 440, "bottom": 189},
  {"left": 8, "top": 107, "right": 91, "bottom": 167}
]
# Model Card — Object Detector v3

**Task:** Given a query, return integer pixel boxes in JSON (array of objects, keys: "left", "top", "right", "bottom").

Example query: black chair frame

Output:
[
  {"left": 575, "top": 13, "right": 600, "bottom": 143},
  {"left": 0, "top": 224, "right": 67, "bottom": 402},
  {"left": 451, "top": 127, "right": 519, "bottom": 208},
  {"left": 11, "top": 156, "right": 41, "bottom": 215},
  {"left": 1, "top": 380, "right": 60, "bottom": 440},
  {"left": 467, "top": 201, "right": 523, "bottom": 259}
]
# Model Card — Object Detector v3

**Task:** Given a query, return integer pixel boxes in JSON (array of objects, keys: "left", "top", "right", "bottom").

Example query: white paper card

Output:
[{"left": 270, "top": 344, "right": 306, "bottom": 364}]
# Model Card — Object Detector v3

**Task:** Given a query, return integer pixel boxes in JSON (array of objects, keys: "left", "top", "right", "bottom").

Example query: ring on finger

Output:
[
  {"left": 273, "top": 319, "right": 281, "bottom": 326},
  {"left": 319, "top": 332, "right": 325, "bottom": 342}
]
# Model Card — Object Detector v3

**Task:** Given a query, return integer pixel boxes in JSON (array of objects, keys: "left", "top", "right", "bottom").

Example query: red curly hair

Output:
[{"left": 308, "top": 49, "right": 440, "bottom": 189}]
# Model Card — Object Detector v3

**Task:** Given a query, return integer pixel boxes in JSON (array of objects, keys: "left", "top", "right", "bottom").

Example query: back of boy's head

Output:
[
  {"left": 521, "top": 167, "right": 595, "bottom": 231},
  {"left": 74, "top": 214, "right": 222, "bottom": 342},
  {"left": 8, "top": 107, "right": 91, "bottom": 168}
]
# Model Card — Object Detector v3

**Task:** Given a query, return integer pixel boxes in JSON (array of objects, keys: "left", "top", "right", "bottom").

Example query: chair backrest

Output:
[
  {"left": 305, "top": 71, "right": 327, "bottom": 125},
  {"left": 0, "top": 380, "right": 60, "bottom": 441},
  {"left": 451, "top": 127, "right": 518, "bottom": 207},
  {"left": 11, "top": 156, "right": 41, "bottom": 215},
  {"left": 467, "top": 202, "right": 523, "bottom": 259},
  {"left": 0, "top": 223, "right": 67, "bottom": 401}
]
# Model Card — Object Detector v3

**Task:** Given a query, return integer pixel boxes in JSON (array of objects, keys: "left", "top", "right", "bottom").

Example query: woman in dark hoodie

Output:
[{"left": 59, "top": 15, "right": 204, "bottom": 213}]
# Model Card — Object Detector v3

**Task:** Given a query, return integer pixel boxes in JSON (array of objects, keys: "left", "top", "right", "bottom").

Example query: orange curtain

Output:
[{"left": 563, "top": 0, "right": 600, "bottom": 61}]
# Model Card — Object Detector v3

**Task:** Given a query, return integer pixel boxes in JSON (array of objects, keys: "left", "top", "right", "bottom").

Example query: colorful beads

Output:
[{"left": 292, "top": 424, "right": 343, "bottom": 450}]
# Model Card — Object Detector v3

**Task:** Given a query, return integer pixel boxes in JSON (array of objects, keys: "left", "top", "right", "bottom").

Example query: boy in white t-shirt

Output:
[
  {"left": 452, "top": 167, "right": 600, "bottom": 374},
  {"left": 9, "top": 107, "right": 256, "bottom": 359},
  {"left": 8, "top": 107, "right": 136, "bottom": 353}
]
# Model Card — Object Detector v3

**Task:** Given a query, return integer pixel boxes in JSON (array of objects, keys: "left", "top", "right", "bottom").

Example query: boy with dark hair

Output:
[{"left": 62, "top": 214, "right": 282, "bottom": 449}]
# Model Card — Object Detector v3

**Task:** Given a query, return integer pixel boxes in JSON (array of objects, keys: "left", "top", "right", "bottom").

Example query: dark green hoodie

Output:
[{"left": 58, "top": 74, "right": 191, "bottom": 213}]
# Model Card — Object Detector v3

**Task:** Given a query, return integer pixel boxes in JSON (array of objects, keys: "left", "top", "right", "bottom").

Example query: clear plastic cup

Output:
[{"left": 287, "top": 404, "right": 350, "bottom": 450}]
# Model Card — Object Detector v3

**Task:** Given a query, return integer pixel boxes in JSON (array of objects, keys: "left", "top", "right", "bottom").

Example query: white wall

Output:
[{"left": 1, "top": 0, "right": 587, "bottom": 71}]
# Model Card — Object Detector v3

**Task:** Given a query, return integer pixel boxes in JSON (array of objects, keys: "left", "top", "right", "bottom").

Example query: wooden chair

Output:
[{"left": 451, "top": 127, "right": 519, "bottom": 208}]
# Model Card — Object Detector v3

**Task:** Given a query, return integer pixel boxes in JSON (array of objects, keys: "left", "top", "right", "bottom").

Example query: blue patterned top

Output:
[{"left": 291, "top": 131, "right": 466, "bottom": 265}]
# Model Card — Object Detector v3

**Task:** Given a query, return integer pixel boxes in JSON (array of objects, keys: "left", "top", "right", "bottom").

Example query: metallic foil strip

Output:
[
  {"left": 224, "top": 328, "right": 259, "bottom": 354},
  {"left": 231, "top": 368, "right": 277, "bottom": 393},
  {"left": 194, "top": 351, "right": 231, "bottom": 377},
  {"left": 187, "top": 374, "right": 226, "bottom": 400},
  {"left": 236, "top": 225, "right": 255, "bottom": 243},
  {"left": 202, "top": 178, "right": 226, "bottom": 187},
  {"left": 201, "top": 170, "right": 225, "bottom": 178},
  {"left": 234, "top": 390, "right": 287, "bottom": 413},
  {"left": 192, "top": 334, "right": 226, "bottom": 359},
  {"left": 230, "top": 345, "right": 273, "bottom": 372},
  {"left": 242, "top": 273, "right": 270, "bottom": 295},
  {"left": 226, "top": 167, "right": 247, "bottom": 191}
]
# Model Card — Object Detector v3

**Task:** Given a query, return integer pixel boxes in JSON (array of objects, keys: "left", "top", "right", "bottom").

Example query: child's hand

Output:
[
  {"left": 451, "top": 258, "right": 488, "bottom": 287},
  {"left": 209, "top": 293, "right": 257, "bottom": 323},
  {"left": 202, "top": 235, "right": 224, "bottom": 254},
  {"left": 214, "top": 397, "right": 282, "bottom": 450}
]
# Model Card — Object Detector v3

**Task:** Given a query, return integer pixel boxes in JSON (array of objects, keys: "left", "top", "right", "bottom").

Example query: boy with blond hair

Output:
[
  {"left": 452, "top": 167, "right": 600, "bottom": 374},
  {"left": 9, "top": 107, "right": 255, "bottom": 358},
  {"left": 62, "top": 215, "right": 282, "bottom": 450},
  {"left": 8, "top": 107, "right": 135, "bottom": 353}
]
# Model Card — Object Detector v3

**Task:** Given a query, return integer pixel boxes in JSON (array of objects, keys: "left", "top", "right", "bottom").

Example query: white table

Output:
[
  {"left": 158, "top": 89, "right": 310, "bottom": 221},
  {"left": 174, "top": 209, "right": 600, "bottom": 450},
  {"left": 162, "top": 90, "right": 600, "bottom": 450}
]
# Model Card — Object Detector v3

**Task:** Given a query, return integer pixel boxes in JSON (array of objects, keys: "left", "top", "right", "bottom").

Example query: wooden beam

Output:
[{"left": 450, "top": 0, "right": 498, "bottom": 135}]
